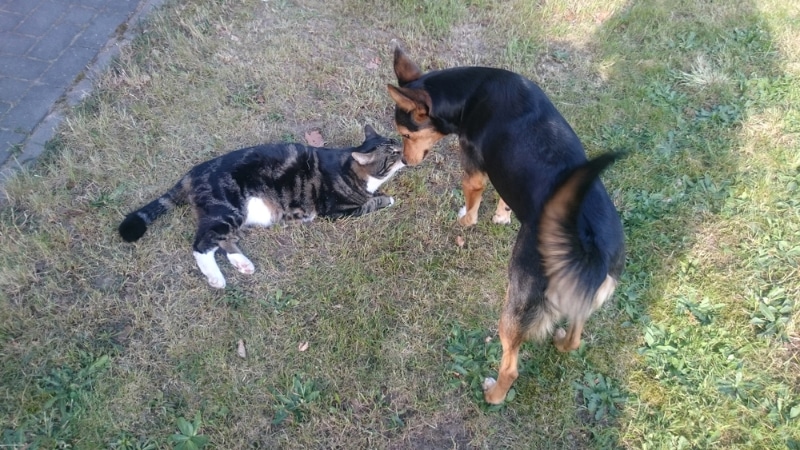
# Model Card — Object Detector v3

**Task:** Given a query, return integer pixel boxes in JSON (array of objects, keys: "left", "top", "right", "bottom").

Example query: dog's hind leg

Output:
[
  {"left": 492, "top": 197, "right": 512, "bottom": 224},
  {"left": 483, "top": 305, "right": 524, "bottom": 405},
  {"left": 553, "top": 320, "right": 584, "bottom": 352},
  {"left": 458, "top": 171, "right": 488, "bottom": 227}
]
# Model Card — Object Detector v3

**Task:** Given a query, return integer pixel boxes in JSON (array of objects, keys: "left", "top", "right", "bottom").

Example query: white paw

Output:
[
  {"left": 492, "top": 213, "right": 511, "bottom": 225},
  {"left": 458, "top": 205, "right": 467, "bottom": 219},
  {"left": 227, "top": 253, "right": 255, "bottom": 274},
  {"left": 389, "top": 197, "right": 395, "bottom": 206},
  {"left": 554, "top": 328, "right": 566, "bottom": 340},
  {"left": 482, "top": 377, "right": 497, "bottom": 391},
  {"left": 207, "top": 275, "right": 226, "bottom": 289}
]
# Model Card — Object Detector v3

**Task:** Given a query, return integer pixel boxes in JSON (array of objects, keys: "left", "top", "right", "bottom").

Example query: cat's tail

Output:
[{"left": 118, "top": 178, "right": 188, "bottom": 242}]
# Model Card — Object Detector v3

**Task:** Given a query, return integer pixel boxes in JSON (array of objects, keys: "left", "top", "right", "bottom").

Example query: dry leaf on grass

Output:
[
  {"left": 298, "top": 341, "right": 309, "bottom": 352},
  {"left": 455, "top": 236, "right": 466, "bottom": 248},
  {"left": 366, "top": 57, "right": 381, "bottom": 70},
  {"left": 237, "top": 339, "right": 247, "bottom": 358},
  {"left": 304, "top": 130, "right": 324, "bottom": 147}
]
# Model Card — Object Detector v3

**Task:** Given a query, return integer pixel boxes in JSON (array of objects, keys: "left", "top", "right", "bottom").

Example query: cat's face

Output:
[{"left": 351, "top": 125, "right": 405, "bottom": 193}]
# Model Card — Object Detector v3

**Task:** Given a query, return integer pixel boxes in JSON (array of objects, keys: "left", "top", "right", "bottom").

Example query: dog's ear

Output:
[
  {"left": 387, "top": 85, "right": 432, "bottom": 123},
  {"left": 393, "top": 46, "right": 422, "bottom": 86}
]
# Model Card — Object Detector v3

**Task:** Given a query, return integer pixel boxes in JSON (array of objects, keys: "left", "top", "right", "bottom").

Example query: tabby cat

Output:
[{"left": 119, "top": 125, "right": 404, "bottom": 288}]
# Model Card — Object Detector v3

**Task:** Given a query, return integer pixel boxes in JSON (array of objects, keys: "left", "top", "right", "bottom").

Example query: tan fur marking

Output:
[
  {"left": 484, "top": 308, "right": 524, "bottom": 405},
  {"left": 458, "top": 171, "right": 488, "bottom": 226},
  {"left": 492, "top": 197, "right": 512, "bottom": 224},
  {"left": 554, "top": 320, "right": 585, "bottom": 352},
  {"left": 395, "top": 125, "right": 445, "bottom": 166}
]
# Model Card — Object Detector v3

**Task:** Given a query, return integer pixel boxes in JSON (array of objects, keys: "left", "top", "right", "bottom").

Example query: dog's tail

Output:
[
  {"left": 538, "top": 152, "right": 626, "bottom": 308},
  {"left": 118, "top": 178, "right": 188, "bottom": 242}
]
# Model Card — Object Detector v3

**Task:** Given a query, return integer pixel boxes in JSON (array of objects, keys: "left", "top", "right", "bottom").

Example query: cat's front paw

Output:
[{"left": 375, "top": 195, "right": 394, "bottom": 209}]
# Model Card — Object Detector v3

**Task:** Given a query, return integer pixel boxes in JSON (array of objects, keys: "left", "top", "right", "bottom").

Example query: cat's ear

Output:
[
  {"left": 363, "top": 124, "right": 378, "bottom": 140},
  {"left": 351, "top": 152, "right": 376, "bottom": 166}
]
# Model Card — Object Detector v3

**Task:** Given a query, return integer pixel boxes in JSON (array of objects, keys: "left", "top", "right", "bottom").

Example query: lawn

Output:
[{"left": 1, "top": 0, "right": 799, "bottom": 448}]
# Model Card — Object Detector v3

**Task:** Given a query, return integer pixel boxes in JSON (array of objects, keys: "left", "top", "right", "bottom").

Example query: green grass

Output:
[{"left": 1, "top": 0, "right": 799, "bottom": 448}]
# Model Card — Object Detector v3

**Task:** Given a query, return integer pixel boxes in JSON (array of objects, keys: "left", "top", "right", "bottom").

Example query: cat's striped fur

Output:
[{"left": 119, "top": 125, "right": 404, "bottom": 288}]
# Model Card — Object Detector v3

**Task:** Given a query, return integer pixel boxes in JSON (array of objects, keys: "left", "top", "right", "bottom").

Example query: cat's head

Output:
[{"left": 351, "top": 125, "right": 405, "bottom": 193}]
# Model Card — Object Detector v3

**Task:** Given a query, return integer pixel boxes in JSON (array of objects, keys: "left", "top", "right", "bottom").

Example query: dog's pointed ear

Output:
[
  {"left": 363, "top": 124, "right": 378, "bottom": 140},
  {"left": 351, "top": 151, "right": 375, "bottom": 165},
  {"left": 387, "top": 85, "right": 433, "bottom": 123},
  {"left": 394, "top": 46, "right": 422, "bottom": 86}
]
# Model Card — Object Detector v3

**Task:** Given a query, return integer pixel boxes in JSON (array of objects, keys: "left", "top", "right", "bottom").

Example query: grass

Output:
[{"left": 1, "top": 0, "right": 799, "bottom": 447}]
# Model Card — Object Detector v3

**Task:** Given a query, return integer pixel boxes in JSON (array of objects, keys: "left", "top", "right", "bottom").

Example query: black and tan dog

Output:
[{"left": 387, "top": 47, "right": 626, "bottom": 404}]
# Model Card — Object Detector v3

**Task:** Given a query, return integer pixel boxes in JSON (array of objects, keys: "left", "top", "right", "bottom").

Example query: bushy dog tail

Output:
[
  {"left": 538, "top": 152, "right": 625, "bottom": 306},
  {"left": 118, "top": 179, "right": 188, "bottom": 242}
]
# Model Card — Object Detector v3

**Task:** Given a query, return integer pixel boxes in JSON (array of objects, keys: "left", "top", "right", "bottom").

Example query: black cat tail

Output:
[
  {"left": 119, "top": 178, "right": 188, "bottom": 242},
  {"left": 538, "top": 151, "right": 626, "bottom": 307}
]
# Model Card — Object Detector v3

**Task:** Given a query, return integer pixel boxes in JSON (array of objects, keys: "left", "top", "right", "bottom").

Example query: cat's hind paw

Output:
[
  {"left": 207, "top": 275, "right": 227, "bottom": 289},
  {"left": 227, "top": 253, "right": 255, "bottom": 274}
]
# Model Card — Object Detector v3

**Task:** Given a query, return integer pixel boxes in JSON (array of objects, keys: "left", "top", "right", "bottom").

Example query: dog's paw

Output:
[
  {"left": 457, "top": 206, "right": 477, "bottom": 227},
  {"left": 492, "top": 211, "right": 512, "bottom": 225},
  {"left": 207, "top": 275, "right": 226, "bottom": 289},
  {"left": 389, "top": 197, "right": 395, "bottom": 206},
  {"left": 482, "top": 377, "right": 497, "bottom": 391},
  {"left": 554, "top": 327, "right": 566, "bottom": 341}
]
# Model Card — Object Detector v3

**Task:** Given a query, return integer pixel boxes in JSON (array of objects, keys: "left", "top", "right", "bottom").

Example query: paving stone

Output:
[
  {"left": 27, "top": 21, "right": 84, "bottom": 61},
  {"left": 0, "top": 0, "right": 157, "bottom": 180},
  {"left": 39, "top": 45, "right": 97, "bottom": 87},
  {"left": 0, "top": 55, "right": 50, "bottom": 79},
  {"left": 0, "top": 83, "right": 63, "bottom": 130},
  {"left": 0, "top": 76, "right": 29, "bottom": 105},
  {"left": 0, "top": 32, "right": 37, "bottom": 56}
]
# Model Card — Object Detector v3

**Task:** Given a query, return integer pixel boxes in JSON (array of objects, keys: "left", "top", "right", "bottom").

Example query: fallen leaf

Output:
[
  {"left": 237, "top": 339, "right": 247, "bottom": 358},
  {"left": 298, "top": 341, "right": 309, "bottom": 352},
  {"left": 455, "top": 236, "right": 465, "bottom": 248},
  {"left": 366, "top": 57, "right": 381, "bottom": 70},
  {"left": 304, "top": 130, "right": 324, "bottom": 147}
]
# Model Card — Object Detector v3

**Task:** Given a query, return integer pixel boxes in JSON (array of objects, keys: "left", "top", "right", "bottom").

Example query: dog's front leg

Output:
[
  {"left": 458, "top": 171, "right": 487, "bottom": 226},
  {"left": 492, "top": 197, "right": 512, "bottom": 224}
]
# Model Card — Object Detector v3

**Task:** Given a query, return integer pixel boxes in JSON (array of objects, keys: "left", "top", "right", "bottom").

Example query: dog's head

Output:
[{"left": 387, "top": 47, "right": 446, "bottom": 166}]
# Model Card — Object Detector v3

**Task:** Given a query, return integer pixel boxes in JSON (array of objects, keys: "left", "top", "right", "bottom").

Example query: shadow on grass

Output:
[{"left": 571, "top": 0, "right": 791, "bottom": 447}]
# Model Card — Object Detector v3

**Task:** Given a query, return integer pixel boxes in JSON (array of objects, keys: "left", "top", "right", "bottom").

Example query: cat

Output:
[{"left": 119, "top": 125, "right": 404, "bottom": 288}]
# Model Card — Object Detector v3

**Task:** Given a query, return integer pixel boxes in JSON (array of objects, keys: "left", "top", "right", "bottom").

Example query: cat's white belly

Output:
[{"left": 244, "top": 197, "right": 275, "bottom": 227}]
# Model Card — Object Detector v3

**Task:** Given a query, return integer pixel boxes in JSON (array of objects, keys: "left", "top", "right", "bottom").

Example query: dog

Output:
[{"left": 387, "top": 47, "right": 626, "bottom": 404}]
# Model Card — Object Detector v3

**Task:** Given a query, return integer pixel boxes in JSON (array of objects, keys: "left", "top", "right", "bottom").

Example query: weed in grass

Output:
[
  {"left": 219, "top": 286, "right": 248, "bottom": 309},
  {"left": 270, "top": 374, "right": 322, "bottom": 425},
  {"left": 749, "top": 286, "right": 793, "bottom": 340},
  {"left": 573, "top": 371, "right": 627, "bottom": 423},
  {"left": 170, "top": 412, "right": 209, "bottom": 450},
  {"left": 3, "top": 352, "right": 111, "bottom": 447},
  {"left": 258, "top": 289, "right": 299, "bottom": 313},
  {"left": 445, "top": 324, "right": 508, "bottom": 411},
  {"left": 109, "top": 432, "right": 157, "bottom": 450}
]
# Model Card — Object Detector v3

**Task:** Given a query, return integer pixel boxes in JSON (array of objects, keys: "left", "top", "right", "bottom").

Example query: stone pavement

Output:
[{"left": 0, "top": 0, "right": 163, "bottom": 182}]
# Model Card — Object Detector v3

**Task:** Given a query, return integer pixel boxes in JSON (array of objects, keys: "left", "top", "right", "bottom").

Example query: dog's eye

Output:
[{"left": 401, "top": 134, "right": 411, "bottom": 139}]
